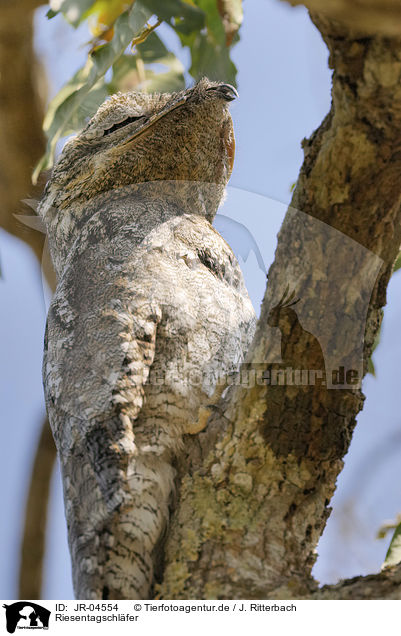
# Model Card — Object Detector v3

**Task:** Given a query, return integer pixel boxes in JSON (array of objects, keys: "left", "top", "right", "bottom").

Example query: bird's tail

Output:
[{"left": 61, "top": 414, "right": 176, "bottom": 599}]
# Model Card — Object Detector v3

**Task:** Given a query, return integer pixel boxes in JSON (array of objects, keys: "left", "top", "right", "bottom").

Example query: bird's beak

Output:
[{"left": 207, "top": 84, "right": 239, "bottom": 102}]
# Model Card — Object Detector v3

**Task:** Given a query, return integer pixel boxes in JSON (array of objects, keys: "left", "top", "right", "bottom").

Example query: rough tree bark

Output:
[
  {"left": 0, "top": 1, "right": 57, "bottom": 599},
  {"left": 284, "top": 0, "right": 401, "bottom": 36},
  {"left": 0, "top": 0, "right": 47, "bottom": 263},
  {"left": 19, "top": 418, "right": 55, "bottom": 599},
  {"left": 158, "top": 8, "right": 401, "bottom": 598},
  {"left": 37, "top": 0, "right": 401, "bottom": 599}
]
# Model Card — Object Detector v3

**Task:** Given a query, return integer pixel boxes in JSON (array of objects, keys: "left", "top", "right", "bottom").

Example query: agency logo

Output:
[{"left": 2, "top": 602, "right": 50, "bottom": 634}]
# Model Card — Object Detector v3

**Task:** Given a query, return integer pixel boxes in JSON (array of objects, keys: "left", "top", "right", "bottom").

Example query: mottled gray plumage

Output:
[{"left": 39, "top": 78, "right": 256, "bottom": 599}]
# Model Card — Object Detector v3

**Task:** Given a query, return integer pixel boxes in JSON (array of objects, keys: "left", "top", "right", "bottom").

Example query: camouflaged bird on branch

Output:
[{"left": 39, "top": 78, "right": 256, "bottom": 599}]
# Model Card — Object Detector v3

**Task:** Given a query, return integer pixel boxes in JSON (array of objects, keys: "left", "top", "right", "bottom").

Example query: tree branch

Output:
[
  {"left": 160, "top": 14, "right": 401, "bottom": 599},
  {"left": 19, "top": 418, "right": 56, "bottom": 600},
  {"left": 282, "top": 0, "right": 401, "bottom": 36},
  {"left": 3, "top": 0, "right": 45, "bottom": 12},
  {"left": 0, "top": 5, "right": 48, "bottom": 269},
  {"left": 313, "top": 564, "right": 401, "bottom": 599},
  {"left": 0, "top": 4, "right": 57, "bottom": 600}
]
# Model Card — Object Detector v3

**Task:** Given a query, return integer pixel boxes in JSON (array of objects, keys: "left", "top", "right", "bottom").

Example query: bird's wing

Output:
[
  {"left": 43, "top": 230, "right": 162, "bottom": 468},
  {"left": 43, "top": 236, "right": 171, "bottom": 598}
]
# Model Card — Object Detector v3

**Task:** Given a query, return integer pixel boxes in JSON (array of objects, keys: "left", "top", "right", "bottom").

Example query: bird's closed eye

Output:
[{"left": 103, "top": 115, "right": 145, "bottom": 136}]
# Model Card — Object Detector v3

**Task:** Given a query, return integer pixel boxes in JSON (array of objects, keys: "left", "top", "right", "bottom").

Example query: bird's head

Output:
[{"left": 40, "top": 78, "right": 237, "bottom": 222}]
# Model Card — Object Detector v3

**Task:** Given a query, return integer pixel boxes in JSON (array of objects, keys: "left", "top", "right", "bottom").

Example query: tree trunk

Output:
[
  {"left": 0, "top": 1, "right": 57, "bottom": 599},
  {"left": 284, "top": 0, "right": 401, "bottom": 36},
  {"left": 159, "top": 9, "right": 401, "bottom": 599},
  {"left": 19, "top": 419, "right": 55, "bottom": 599},
  {"left": 0, "top": 1, "right": 47, "bottom": 266}
]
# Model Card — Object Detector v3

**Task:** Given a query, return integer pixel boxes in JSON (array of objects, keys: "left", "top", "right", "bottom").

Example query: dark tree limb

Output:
[
  {"left": 19, "top": 419, "right": 56, "bottom": 600},
  {"left": 283, "top": 0, "right": 401, "bottom": 36},
  {"left": 0, "top": 3, "right": 47, "bottom": 270},
  {"left": 0, "top": 2, "right": 57, "bottom": 600},
  {"left": 313, "top": 564, "right": 401, "bottom": 599}
]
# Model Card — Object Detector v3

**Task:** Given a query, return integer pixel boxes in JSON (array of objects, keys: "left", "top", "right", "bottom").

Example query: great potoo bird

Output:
[{"left": 39, "top": 78, "right": 256, "bottom": 599}]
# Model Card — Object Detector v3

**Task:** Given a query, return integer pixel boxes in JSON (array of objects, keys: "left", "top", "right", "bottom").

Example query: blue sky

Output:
[{"left": 1, "top": 0, "right": 401, "bottom": 598}]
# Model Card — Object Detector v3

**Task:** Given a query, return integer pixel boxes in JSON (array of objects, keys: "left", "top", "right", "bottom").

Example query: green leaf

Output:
[
  {"left": 194, "top": 0, "right": 225, "bottom": 40},
  {"left": 141, "top": 0, "right": 205, "bottom": 32},
  {"left": 190, "top": 32, "right": 236, "bottom": 83},
  {"left": 136, "top": 30, "right": 169, "bottom": 61},
  {"left": 42, "top": 60, "right": 91, "bottom": 133},
  {"left": 143, "top": 54, "right": 185, "bottom": 92},
  {"left": 83, "top": 0, "right": 135, "bottom": 34},
  {"left": 216, "top": 0, "right": 243, "bottom": 45},
  {"left": 179, "top": 27, "right": 237, "bottom": 84},
  {"left": 383, "top": 522, "right": 401, "bottom": 568},
  {"left": 106, "top": 54, "right": 139, "bottom": 94},
  {"left": 177, "top": 0, "right": 238, "bottom": 84},
  {"left": 107, "top": 46, "right": 185, "bottom": 95},
  {"left": 34, "top": 1, "right": 152, "bottom": 182},
  {"left": 48, "top": 0, "right": 98, "bottom": 27},
  {"left": 136, "top": 32, "right": 185, "bottom": 91}
]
